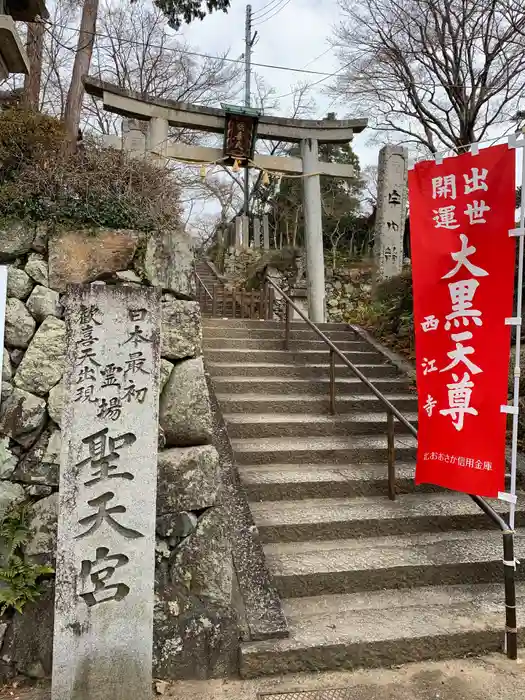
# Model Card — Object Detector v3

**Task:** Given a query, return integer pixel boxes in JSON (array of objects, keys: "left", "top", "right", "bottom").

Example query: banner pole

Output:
[{"left": 508, "top": 130, "right": 525, "bottom": 531}]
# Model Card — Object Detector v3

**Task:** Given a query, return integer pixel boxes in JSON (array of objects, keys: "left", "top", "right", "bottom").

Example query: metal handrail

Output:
[
  {"left": 194, "top": 269, "right": 214, "bottom": 302},
  {"left": 265, "top": 274, "right": 517, "bottom": 660}
]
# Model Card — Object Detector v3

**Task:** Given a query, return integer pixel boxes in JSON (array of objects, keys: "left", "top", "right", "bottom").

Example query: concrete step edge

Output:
[
  {"left": 263, "top": 528, "right": 525, "bottom": 577},
  {"left": 231, "top": 435, "right": 418, "bottom": 451},
  {"left": 239, "top": 581, "right": 525, "bottom": 677},
  {"left": 224, "top": 412, "right": 418, "bottom": 424}
]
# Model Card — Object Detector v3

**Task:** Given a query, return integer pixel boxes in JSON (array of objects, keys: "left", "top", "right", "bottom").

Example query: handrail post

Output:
[
  {"left": 211, "top": 284, "right": 217, "bottom": 317},
  {"left": 284, "top": 300, "right": 291, "bottom": 350},
  {"left": 503, "top": 532, "right": 518, "bottom": 659},
  {"left": 262, "top": 273, "right": 519, "bottom": 657},
  {"left": 262, "top": 280, "right": 269, "bottom": 320},
  {"left": 329, "top": 348, "right": 336, "bottom": 415},
  {"left": 387, "top": 410, "right": 396, "bottom": 501},
  {"left": 267, "top": 285, "right": 274, "bottom": 320}
]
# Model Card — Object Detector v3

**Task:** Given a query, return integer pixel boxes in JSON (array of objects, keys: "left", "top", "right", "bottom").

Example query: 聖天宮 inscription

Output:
[{"left": 52, "top": 284, "right": 161, "bottom": 700}]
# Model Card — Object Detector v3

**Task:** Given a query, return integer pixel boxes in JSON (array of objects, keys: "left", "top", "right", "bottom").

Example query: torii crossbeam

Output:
[{"left": 84, "top": 77, "right": 368, "bottom": 322}]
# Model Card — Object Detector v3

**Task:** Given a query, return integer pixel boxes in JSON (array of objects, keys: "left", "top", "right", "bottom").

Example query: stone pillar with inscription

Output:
[
  {"left": 52, "top": 284, "right": 161, "bottom": 700},
  {"left": 234, "top": 216, "right": 243, "bottom": 248},
  {"left": 262, "top": 215, "right": 270, "bottom": 250},
  {"left": 373, "top": 145, "right": 408, "bottom": 282},
  {"left": 253, "top": 217, "right": 261, "bottom": 249}
]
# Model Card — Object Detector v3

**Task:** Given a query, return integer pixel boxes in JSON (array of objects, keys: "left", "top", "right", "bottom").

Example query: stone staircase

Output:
[
  {"left": 203, "top": 317, "right": 525, "bottom": 678},
  {"left": 195, "top": 259, "right": 221, "bottom": 316},
  {"left": 195, "top": 259, "right": 241, "bottom": 318}
]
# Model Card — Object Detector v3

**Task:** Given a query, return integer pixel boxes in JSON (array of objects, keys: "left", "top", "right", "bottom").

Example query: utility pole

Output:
[{"left": 244, "top": 4, "right": 254, "bottom": 217}]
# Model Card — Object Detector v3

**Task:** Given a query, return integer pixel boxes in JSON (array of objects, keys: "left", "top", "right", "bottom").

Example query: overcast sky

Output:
[{"left": 180, "top": 0, "right": 379, "bottom": 170}]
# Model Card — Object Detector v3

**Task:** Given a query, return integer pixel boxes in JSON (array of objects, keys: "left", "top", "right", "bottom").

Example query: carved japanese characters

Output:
[
  {"left": 409, "top": 145, "right": 516, "bottom": 497},
  {"left": 52, "top": 285, "right": 161, "bottom": 700}
]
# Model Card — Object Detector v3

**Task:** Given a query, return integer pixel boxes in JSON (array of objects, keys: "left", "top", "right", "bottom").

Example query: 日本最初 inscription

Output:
[{"left": 52, "top": 284, "right": 161, "bottom": 700}]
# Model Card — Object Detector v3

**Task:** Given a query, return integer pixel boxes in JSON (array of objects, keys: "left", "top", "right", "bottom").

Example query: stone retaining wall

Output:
[
  {"left": 0, "top": 221, "right": 238, "bottom": 681},
  {"left": 325, "top": 263, "right": 374, "bottom": 323}
]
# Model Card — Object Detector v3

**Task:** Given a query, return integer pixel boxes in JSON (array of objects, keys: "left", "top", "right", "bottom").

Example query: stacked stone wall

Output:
[{"left": 0, "top": 221, "right": 237, "bottom": 681}]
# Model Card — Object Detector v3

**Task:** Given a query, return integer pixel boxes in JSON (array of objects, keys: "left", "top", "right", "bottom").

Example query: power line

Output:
[
  {"left": 252, "top": 0, "right": 288, "bottom": 21},
  {"left": 273, "top": 60, "right": 524, "bottom": 99},
  {"left": 302, "top": 46, "right": 333, "bottom": 69},
  {"left": 253, "top": 0, "right": 292, "bottom": 25},
  {"left": 251, "top": 0, "right": 283, "bottom": 18},
  {"left": 42, "top": 19, "right": 525, "bottom": 95},
  {"left": 274, "top": 61, "right": 349, "bottom": 99},
  {"left": 42, "top": 19, "right": 336, "bottom": 77}
]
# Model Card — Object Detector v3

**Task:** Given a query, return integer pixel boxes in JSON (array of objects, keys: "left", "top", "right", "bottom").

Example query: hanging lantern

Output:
[
  {"left": 200, "top": 164, "right": 206, "bottom": 179},
  {"left": 262, "top": 170, "right": 270, "bottom": 186},
  {"left": 232, "top": 159, "right": 240, "bottom": 172}
]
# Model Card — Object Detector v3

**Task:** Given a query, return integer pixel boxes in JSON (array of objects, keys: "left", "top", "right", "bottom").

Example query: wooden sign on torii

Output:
[{"left": 84, "top": 77, "right": 367, "bottom": 323}]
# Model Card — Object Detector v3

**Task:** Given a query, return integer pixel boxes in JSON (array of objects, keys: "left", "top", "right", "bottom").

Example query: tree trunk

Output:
[
  {"left": 23, "top": 20, "right": 44, "bottom": 110},
  {"left": 64, "top": 0, "right": 99, "bottom": 147}
]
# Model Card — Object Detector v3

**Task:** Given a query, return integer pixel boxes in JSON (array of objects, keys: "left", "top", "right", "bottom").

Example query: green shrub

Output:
[
  {"left": 0, "top": 107, "right": 65, "bottom": 181},
  {"left": 0, "top": 506, "right": 53, "bottom": 615},
  {"left": 0, "top": 108, "right": 181, "bottom": 232},
  {"left": 344, "top": 270, "right": 415, "bottom": 360},
  {"left": 244, "top": 247, "right": 302, "bottom": 290}
]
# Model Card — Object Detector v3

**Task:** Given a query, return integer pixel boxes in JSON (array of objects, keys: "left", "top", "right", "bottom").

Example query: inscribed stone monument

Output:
[
  {"left": 52, "top": 284, "right": 161, "bottom": 700},
  {"left": 374, "top": 145, "right": 408, "bottom": 281}
]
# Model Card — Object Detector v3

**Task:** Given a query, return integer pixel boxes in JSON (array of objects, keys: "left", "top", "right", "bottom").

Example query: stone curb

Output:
[
  {"left": 204, "top": 365, "right": 289, "bottom": 643},
  {"left": 349, "top": 324, "right": 416, "bottom": 382}
]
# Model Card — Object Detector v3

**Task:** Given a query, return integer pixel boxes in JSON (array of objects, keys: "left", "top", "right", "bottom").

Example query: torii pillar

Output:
[
  {"left": 83, "top": 78, "right": 368, "bottom": 323},
  {"left": 301, "top": 138, "right": 325, "bottom": 322}
]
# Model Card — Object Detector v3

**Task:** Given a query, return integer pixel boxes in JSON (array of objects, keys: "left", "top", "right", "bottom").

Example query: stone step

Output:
[
  {"left": 239, "top": 461, "right": 427, "bottom": 500},
  {"left": 208, "top": 362, "right": 400, "bottom": 379},
  {"left": 215, "top": 392, "right": 418, "bottom": 414},
  {"left": 264, "top": 529, "right": 525, "bottom": 598},
  {"left": 196, "top": 276, "right": 217, "bottom": 283},
  {"left": 240, "top": 464, "right": 518, "bottom": 502},
  {"left": 231, "top": 434, "right": 418, "bottom": 466},
  {"left": 196, "top": 279, "right": 217, "bottom": 286},
  {"left": 249, "top": 491, "right": 524, "bottom": 543},
  {"left": 211, "top": 376, "right": 411, "bottom": 395},
  {"left": 225, "top": 412, "right": 418, "bottom": 439},
  {"left": 204, "top": 337, "right": 367, "bottom": 351},
  {"left": 239, "top": 581, "right": 525, "bottom": 677},
  {"left": 202, "top": 319, "right": 350, "bottom": 331},
  {"left": 204, "top": 348, "right": 384, "bottom": 364},
  {"left": 203, "top": 327, "right": 354, "bottom": 341},
  {"left": 195, "top": 274, "right": 215, "bottom": 282}
]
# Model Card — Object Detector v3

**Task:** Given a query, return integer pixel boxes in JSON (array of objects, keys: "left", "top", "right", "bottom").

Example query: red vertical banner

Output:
[{"left": 408, "top": 144, "right": 515, "bottom": 497}]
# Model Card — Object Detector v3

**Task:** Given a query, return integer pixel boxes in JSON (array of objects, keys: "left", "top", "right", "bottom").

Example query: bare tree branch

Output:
[{"left": 330, "top": 0, "right": 525, "bottom": 153}]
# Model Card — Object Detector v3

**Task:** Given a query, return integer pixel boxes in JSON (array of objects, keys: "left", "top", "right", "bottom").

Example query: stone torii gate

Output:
[{"left": 84, "top": 78, "right": 367, "bottom": 323}]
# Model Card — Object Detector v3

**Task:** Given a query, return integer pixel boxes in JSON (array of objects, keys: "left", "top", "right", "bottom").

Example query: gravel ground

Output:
[{"left": 2, "top": 654, "right": 525, "bottom": 700}]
